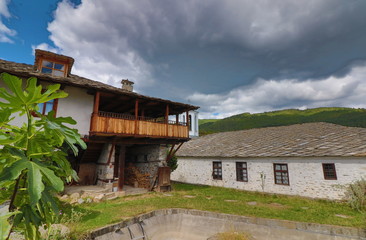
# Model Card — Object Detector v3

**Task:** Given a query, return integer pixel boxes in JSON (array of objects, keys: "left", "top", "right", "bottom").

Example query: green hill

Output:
[{"left": 199, "top": 107, "right": 366, "bottom": 135}]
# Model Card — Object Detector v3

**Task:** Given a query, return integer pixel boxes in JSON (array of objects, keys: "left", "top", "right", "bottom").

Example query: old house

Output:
[
  {"left": 0, "top": 49, "right": 199, "bottom": 191},
  {"left": 172, "top": 122, "right": 366, "bottom": 200}
]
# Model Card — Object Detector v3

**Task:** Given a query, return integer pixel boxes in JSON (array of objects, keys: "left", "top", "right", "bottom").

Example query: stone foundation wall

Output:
[
  {"left": 171, "top": 156, "right": 366, "bottom": 200},
  {"left": 96, "top": 143, "right": 115, "bottom": 189},
  {"left": 95, "top": 143, "right": 168, "bottom": 188},
  {"left": 126, "top": 145, "right": 168, "bottom": 180}
]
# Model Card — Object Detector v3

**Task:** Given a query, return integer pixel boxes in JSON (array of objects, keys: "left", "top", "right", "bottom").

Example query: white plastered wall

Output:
[
  {"left": 171, "top": 156, "right": 366, "bottom": 200},
  {"left": 0, "top": 79, "right": 94, "bottom": 136},
  {"left": 57, "top": 85, "right": 94, "bottom": 136}
]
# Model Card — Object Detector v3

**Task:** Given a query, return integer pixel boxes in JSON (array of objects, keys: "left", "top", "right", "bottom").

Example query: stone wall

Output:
[
  {"left": 171, "top": 156, "right": 366, "bottom": 200},
  {"left": 96, "top": 143, "right": 115, "bottom": 188},
  {"left": 126, "top": 145, "right": 168, "bottom": 180},
  {"left": 96, "top": 143, "right": 168, "bottom": 188}
]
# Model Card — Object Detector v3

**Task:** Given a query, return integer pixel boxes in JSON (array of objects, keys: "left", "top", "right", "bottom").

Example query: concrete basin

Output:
[{"left": 89, "top": 209, "right": 364, "bottom": 240}]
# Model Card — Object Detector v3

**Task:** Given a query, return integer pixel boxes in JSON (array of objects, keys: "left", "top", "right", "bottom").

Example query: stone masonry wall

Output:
[
  {"left": 126, "top": 145, "right": 168, "bottom": 181},
  {"left": 171, "top": 156, "right": 366, "bottom": 200},
  {"left": 96, "top": 143, "right": 115, "bottom": 188}
]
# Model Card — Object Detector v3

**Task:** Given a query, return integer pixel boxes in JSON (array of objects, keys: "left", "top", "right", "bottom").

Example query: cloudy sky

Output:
[{"left": 1, "top": 0, "right": 366, "bottom": 118}]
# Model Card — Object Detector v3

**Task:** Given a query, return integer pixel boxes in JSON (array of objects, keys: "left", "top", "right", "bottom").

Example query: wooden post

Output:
[
  {"left": 135, "top": 99, "right": 139, "bottom": 134},
  {"left": 141, "top": 108, "right": 145, "bottom": 120},
  {"left": 90, "top": 91, "right": 100, "bottom": 132},
  {"left": 118, "top": 145, "right": 126, "bottom": 191},
  {"left": 176, "top": 114, "right": 179, "bottom": 125},
  {"left": 165, "top": 104, "right": 169, "bottom": 136}
]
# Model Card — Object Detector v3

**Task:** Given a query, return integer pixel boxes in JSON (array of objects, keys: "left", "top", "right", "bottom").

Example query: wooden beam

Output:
[
  {"left": 90, "top": 91, "right": 100, "bottom": 132},
  {"left": 165, "top": 104, "right": 169, "bottom": 136},
  {"left": 166, "top": 142, "right": 184, "bottom": 163},
  {"left": 94, "top": 92, "right": 100, "bottom": 113},
  {"left": 166, "top": 144, "right": 176, "bottom": 163},
  {"left": 135, "top": 99, "right": 139, "bottom": 134},
  {"left": 141, "top": 108, "right": 145, "bottom": 120},
  {"left": 118, "top": 145, "right": 126, "bottom": 191}
]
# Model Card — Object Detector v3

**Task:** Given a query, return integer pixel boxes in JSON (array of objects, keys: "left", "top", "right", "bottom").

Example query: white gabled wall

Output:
[
  {"left": 171, "top": 157, "right": 366, "bottom": 200},
  {"left": 57, "top": 85, "right": 94, "bottom": 136},
  {"left": 1, "top": 80, "right": 94, "bottom": 136}
]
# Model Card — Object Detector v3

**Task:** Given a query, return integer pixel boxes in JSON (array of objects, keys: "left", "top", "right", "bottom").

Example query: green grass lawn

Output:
[{"left": 63, "top": 183, "right": 365, "bottom": 238}]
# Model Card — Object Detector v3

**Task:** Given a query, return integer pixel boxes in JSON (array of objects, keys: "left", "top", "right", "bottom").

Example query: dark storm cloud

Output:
[{"left": 37, "top": 0, "right": 366, "bottom": 118}]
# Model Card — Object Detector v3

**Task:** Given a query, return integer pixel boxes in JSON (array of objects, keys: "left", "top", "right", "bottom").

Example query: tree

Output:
[{"left": 0, "top": 73, "right": 86, "bottom": 239}]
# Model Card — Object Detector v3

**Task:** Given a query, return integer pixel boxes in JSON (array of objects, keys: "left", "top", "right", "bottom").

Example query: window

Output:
[
  {"left": 212, "top": 161, "right": 222, "bottom": 180},
  {"left": 322, "top": 163, "right": 337, "bottom": 180},
  {"left": 189, "top": 115, "right": 192, "bottom": 131},
  {"left": 40, "top": 59, "right": 67, "bottom": 77},
  {"left": 236, "top": 162, "right": 248, "bottom": 182},
  {"left": 37, "top": 99, "right": 58, "bottom": 116},
  {"left": 274, "top": 163, "right": 289, "bottom": 185}
]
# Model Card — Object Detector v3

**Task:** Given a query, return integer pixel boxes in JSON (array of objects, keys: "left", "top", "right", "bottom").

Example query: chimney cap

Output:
[
  {"left": 121, "top": 79, "right": 134, "bottom": 92},
  {"left": 121, "top": 79, "right": 134, "bottom": 85}
]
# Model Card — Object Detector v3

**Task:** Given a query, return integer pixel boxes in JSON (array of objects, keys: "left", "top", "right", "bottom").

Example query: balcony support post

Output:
[
  {"left": 135, "top": 99, "right": 139, "bottom": 134},
  {"left": 118, "top": 145, "right": 126, "bottom": 191},
  {"left": 165, "top": 104, "right": 169, "bottom": 136},
  {"left": 176, "top": 114, "right": 179, "bottom": 125},
  {"left": 90, "top": 91, "right": 100, "bottom": 132}
]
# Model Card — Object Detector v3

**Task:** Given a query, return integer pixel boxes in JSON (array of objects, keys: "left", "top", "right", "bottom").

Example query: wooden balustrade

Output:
[{"left": 90, "top": 112, "right": 189, "bottom": 138}]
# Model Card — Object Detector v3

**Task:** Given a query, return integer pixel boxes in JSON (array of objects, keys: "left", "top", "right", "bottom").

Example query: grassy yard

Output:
[{"left": 61, "top": 182, "right": 365, "bottom": 238}]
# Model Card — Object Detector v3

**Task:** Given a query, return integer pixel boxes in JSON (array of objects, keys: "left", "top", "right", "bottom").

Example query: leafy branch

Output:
[{"left": 0, "top": 73, "right": 86, "bottom": 239}]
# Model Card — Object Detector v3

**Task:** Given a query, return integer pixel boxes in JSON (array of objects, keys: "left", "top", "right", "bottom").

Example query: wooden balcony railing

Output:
[{"left": 90, "top": 111, "right": 189, "bottom": 138}]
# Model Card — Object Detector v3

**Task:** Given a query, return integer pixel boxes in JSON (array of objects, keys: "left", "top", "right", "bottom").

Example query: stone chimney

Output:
[{"left": 121, "top": 79, "right": 134, "bottom": 92}]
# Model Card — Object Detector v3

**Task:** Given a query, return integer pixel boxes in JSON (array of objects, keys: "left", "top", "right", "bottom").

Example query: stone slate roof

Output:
[
  {"left": 178, "top": 122, "right": 366, "bottom": 158},
  {"left": 0, "top": 58, "right": 198, "bottom": 111}
]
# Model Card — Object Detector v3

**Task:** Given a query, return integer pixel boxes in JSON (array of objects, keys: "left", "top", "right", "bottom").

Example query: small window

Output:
[
  {"left": 40, "top": 59, "right": 67, "bottom": 77},
  {"left": 189, "top": 115, "right": 192, "bottom": 131},
  {"left": 36, "top": 99, "right": 58, "bottom": 116},
  {"left": 236, "top": 162, "right": 248, "bottom": 182},
  {"left": 212, "top": 161, "right": 222, "bottom": 180},
  {"left": 274, "top": 163, "right": 289, "bottom": 185},
  {"left": 323, "top": 163, "right": 337, "bottom": 180}
]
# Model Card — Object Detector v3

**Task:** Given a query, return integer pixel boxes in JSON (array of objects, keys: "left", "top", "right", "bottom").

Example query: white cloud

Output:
[
  {"left": 35, "top": 0, "right": 366, "bottom": 118},
  {"left": 38, "top": 0, "right": 354, "bottom": 88},
  {"left": 0, "top": 0, "right": 16, "bottom": 43},
  {"left": 190, "top": 63, "right": 366, "bottom": 119},
  {"left": 32, "top": 43, "right": 60, "bottom": 55}
]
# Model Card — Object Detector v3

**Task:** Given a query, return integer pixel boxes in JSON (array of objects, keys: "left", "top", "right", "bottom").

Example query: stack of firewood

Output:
[{"left": 124, "top": 164, "right": 150, "bottom": 188}]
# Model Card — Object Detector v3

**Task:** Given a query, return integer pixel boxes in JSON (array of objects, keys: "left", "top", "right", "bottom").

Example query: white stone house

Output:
[
  {"left": 0, "top": 49, "right": 199, "bottom": 191},
  {"left": 176, "top": 110, "right": 199, "bottom": 137},
  {"left": 171, "top": 122, "right": 366, "bottom": 200}
]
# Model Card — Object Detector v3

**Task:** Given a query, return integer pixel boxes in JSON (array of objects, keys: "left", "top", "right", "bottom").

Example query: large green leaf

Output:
[
  {"left": 27, "top": 162, "right": 45, "bottom": 206},
  {"left": 0, "top": 159, "right": 28, "bottom": 184},
  {"left": 0, "top": 211, "right": 19, "bottom": 240},
  {"left": 36, "top": 161, "right": 64, "bottom": 192}
]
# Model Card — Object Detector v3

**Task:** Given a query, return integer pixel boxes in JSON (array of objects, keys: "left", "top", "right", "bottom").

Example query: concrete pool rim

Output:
[{"left": 86, "top": 208, "right": 366, "bottom": 239}]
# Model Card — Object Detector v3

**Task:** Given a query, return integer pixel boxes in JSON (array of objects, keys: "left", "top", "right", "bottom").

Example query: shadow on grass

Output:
[{"left": 172, "top": 182, "right": 211, "bottom": 191}]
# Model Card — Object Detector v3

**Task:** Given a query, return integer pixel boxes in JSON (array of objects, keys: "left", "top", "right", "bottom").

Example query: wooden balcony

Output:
[{"left": 90, "top": 111, "right": 189, "bottom": 139}]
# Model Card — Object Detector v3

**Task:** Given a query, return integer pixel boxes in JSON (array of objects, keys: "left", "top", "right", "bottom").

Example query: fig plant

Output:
[{"left": 0, "top": 73, "right": 86, "bottom": 239}]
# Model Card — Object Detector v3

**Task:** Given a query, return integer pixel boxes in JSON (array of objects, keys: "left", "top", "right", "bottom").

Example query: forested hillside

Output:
[{"left": 199, "top": 107, "right": 366, "bottom": 135}]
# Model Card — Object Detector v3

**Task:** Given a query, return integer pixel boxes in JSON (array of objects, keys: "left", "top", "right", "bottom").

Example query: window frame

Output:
[
  {"left": 212, "top": 161, "right": 222, "bottom": 180},
  {"left": 322, "top": 163, "right": 337, "bottom": 180},
  {"left": 236, "top": 162, "right": 248, "bottom": 182},
  {"left": 39, "top": 58, "right": 68, "bottom": 77},
  {"left": 31, "top": 89, "right": 59, "bottom": 117},
  {"left": 273, "top": 163, "right": 290, "bottom": 186}
]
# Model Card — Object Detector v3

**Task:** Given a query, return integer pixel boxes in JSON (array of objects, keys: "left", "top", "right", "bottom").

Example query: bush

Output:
[
  {"left": 167, "top": 154, "right": 178, "bottom": 172},
  {"left": 346, "top": 178, "right": 366, "bottom": 212}
]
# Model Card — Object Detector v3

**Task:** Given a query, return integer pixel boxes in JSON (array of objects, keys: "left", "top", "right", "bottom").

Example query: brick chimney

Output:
[{"left": 121, "top": 79, "right": 134, "bottom": 92}]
